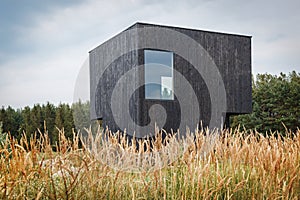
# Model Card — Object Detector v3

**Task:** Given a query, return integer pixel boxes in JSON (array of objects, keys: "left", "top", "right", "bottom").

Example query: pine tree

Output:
[
  {"left": 42, "top": 102, "right": 56, "bottom": 143},
  {"left": 63, "top": 104, "right": 75, "bottom": 139},
  {"left": 0, "top": 107, "right": 7, "bottom": 133},
  {"left": 20, "top": 106, "right": 33, "bottom": 139},
  {"left": 232, "top": 71, "right": 300, "bottom": 134},
  {"left": 30, "top": 104, "right": 43, "bottom": 137},
  {"left": 72, "top": 100, "right": 91, "bottom": 133},
  {"left": 53, "top": 104, "right": 64, "bottom": 142},
  {"left": 53, "top": 103, "right": 75, "bottom": 142}
]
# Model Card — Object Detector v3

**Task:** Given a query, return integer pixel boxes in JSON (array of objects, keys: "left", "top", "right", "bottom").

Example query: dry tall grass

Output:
[{"left": 0, "top": 127, "right": 299, "bottom": 199}]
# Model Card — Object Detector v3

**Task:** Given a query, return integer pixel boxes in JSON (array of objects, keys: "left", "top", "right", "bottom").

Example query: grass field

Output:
[{"left": 0, "top": 127, "right": 299, "bottom": 199}]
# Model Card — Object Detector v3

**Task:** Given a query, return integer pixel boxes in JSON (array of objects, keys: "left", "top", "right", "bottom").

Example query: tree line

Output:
[
  {"left": 231, "top": 71, "right": 300, "bottom": 134},
  {"left": 0, "top": 71, "right": 299, "bottom": 141},
  {"left": 0, "top": 101, "right": 91, "bottom": 144}
]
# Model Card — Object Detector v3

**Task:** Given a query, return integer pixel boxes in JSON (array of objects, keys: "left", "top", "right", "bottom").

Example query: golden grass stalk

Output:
[{"left": 0, "top": 127, "right": 299, "bottom": 199}]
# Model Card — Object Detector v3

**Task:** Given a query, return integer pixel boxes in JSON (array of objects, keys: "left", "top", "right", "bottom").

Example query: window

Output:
[{"left": 144, "top": 50, "right": 174, "bottom": 100}]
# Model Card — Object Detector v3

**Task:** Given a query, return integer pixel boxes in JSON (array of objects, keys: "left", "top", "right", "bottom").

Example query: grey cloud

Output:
[{"left": 0, "top": 0, "right": 299, "bottom": 107}]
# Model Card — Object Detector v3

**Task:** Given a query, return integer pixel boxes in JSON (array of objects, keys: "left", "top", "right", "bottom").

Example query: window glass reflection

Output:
[{"left": 144, "top": 50, "right": 174, "bottom": 100}]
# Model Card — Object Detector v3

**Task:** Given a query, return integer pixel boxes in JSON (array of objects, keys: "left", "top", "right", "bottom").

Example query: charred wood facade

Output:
[{"left": 89, "top": 23, "right": 252, "bottom": 137}]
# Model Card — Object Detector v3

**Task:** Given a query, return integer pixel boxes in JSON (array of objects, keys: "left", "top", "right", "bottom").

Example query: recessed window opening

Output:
[{"left": 144, "top": 49, "right": 174, "bottom": 100}]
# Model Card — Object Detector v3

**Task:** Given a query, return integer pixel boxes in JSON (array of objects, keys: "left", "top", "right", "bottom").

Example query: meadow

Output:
[{"left": 0, "top": 127, "right": 299, "bottom": 199}]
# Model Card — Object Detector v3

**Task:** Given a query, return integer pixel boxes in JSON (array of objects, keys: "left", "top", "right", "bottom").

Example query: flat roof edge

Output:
[
  {"left": 132, "top": 22, "right": 252, "bottom": 38},
  {"left": 89, "top": 22, "right": 252, "bottom": 53}
]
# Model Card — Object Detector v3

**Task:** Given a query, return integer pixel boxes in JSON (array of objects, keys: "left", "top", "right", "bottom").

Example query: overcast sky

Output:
[{"left": 0, "top": 0, "right": 299, "bottom": 108}]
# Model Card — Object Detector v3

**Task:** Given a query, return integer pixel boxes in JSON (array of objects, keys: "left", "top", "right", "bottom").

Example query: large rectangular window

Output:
[{"left": 144, "top": 50, "right": 174, "bottom": 100}]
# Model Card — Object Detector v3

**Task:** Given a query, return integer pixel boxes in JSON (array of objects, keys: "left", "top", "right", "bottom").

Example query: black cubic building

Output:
[{"left": 89, "top": 22, "right": 252, "bottom": 138}]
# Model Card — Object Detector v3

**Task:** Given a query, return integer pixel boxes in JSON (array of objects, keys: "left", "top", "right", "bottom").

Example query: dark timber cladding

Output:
[{"left": 89, "top": 22, "right": 252, "bottom": 137}]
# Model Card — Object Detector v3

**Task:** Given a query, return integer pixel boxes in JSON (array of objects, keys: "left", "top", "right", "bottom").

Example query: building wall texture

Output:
[{"left": 89, "top": 23, "right": 252, "bottom": 137}]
